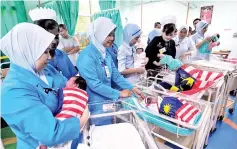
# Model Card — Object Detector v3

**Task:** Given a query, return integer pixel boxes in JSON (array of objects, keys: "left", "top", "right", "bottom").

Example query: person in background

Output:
[
  {"left": 118, "top": 24, "right": 147, "bottom": 84},
  {"left": 58, "top": 24, "right": 80, "bottom": 66},
  {"left": 191, "top": 20, "right": 212, "bottom": 60},
  {"left": 77, "top": 17, "right": 145, "bottom": 124},
  {"left": 191, "top": 18, "right": 201, "bottom": 35},
  {"left": 1, "top": 23, "right": 88, "bottom": 149},
  {"left": 173, "top": 25, "right": 196, "bottom": 63},
  {"left": 147, "top": 22, "right": 162, "bottom": 44},
  {"left": 188, "top": 26, "right": 192, "bottom": 37},
  {"left": 145, "top": 23, "right": 176, "bottom": 70},
  {"left": 30, "top": 8, "right": 78, "bottom": 79}
]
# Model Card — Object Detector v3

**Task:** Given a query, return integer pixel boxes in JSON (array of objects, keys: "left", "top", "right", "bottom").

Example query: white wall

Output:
[
  {"left": 118, "top": 0, "right": 237, "bottom": 52},
  {"left": 119, "top": 0, "right": 188, "bottom": 46},
  {"left": 188, "top": 1, "right": 237, "bottom": 51}
]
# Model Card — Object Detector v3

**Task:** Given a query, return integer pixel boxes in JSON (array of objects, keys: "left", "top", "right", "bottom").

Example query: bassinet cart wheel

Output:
[
  {"left": 218, "top": 115, "right": 224, "bottom": 121},
  {"left": 228, "top": 108, "right": 234, "bottom": 114}
]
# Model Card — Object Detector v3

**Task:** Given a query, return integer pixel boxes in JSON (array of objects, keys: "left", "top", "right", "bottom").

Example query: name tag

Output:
[
  {"left": 103, "top": 103, "right": 115, "bottom": 111},
  {"left": 104, "top": 66, "right": 111, "bottom": 78},
  {"left": 159, "top": 47, "right": 166, "bottom": 54}
]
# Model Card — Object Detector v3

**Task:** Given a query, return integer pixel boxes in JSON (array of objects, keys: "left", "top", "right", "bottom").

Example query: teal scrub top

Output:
[
  {"left": 1, "top": 64, "right": 80, "bottom": 149},
  {"left": 77, "top": 43, "right": 133, "bottom": 114},
  {"left": 48, "top": 49, "right": 78, "bottom": 80}
]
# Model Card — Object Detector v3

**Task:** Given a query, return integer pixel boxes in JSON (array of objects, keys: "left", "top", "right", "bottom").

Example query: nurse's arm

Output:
[
  {"left": 78, "top": 58, "right": 120, "bottom": 100},
  {"left": 111, "top": 60, "right": 134, "bottom": 90},
  {"left": 196, "top": 37, "right": 211, "bottom": 49},
  {"left": 9, "top": 95, "right": 80, "bottom": 146},
  {"left": 61, "top": 51, "right": 78, "bottom": 78},
  {"left": 117, "top": 48, "right": 139, "bottom": 75}
]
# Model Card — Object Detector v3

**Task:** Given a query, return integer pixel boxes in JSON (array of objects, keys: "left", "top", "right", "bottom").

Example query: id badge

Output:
[
  {"left": 159, "top": 47, "right": 166, "bottom": 54},
  {"left": 104, "top": 66, "right": 111, "bottom": 78},
  {"left": 103, "top": 103, "right": 115, "bottom": 112}
]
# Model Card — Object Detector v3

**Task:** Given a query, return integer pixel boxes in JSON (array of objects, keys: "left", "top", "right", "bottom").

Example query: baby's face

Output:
[
  {"left": 136, "top": 48, "right": 143, "bottom": 54},
  {"left": 66, "top": 77, "right": 78, "bottom": 88}
]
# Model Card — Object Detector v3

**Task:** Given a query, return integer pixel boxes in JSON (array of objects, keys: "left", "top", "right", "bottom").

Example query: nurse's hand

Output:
[
  {"left": 136, "top": 67, "right": 146, "bottom": 73},
  {"left": 120, "top": 89, "right": 132, "bottom": 98},
  {"left": 141, "top": 57, "right": 149, "bottom": 67},
  {"left": 132, "top": 87, "right": 146, "bottom": 100},
  {"left": 79, "top": 106, "right": 90, "bottom": 131}
]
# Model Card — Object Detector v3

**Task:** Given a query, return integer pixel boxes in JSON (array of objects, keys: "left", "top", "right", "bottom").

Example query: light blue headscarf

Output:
[
  {"left": 123, "top": 24, "right": 142, "bottom": 46},
  {"left": 148, "top": 29, "right": 162, "bottom": 43},
  {"left": 191, "top": 20, "right": 209, "bottom": 44},
  {"left": 196, "top": 20, "right": 209, "bottom": 38}
]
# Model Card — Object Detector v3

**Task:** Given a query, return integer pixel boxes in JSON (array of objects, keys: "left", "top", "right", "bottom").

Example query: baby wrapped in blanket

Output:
[
  {"left": 140, "top": 96, "right": 200, "bottom": 125},
  {"left": 39, "top": 76, "right": 89, "bottom": 149}
]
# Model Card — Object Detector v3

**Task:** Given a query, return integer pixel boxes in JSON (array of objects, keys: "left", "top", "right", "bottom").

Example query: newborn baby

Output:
[{"left": 39, "top": 76, "right": 89, "bottom": 149}]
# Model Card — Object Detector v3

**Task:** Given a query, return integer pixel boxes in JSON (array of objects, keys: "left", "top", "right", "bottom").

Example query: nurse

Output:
[
  {"left": 118, "top": 24, "right": 147, "bottom": 84},
  {"left": 1, "top": 23, "right": 88, "bottom": 149},
  {"left": 29, "top": 7, "right": 77, "bottom": 79},
  {"left": 107, "top": 43, "right": 119, "bottom": 68},
  {"left": 173, "top": 25, "right": 196, "bottom": 63},
  {"left": 191, "top": 20, "right": 212, "bottom": 60},
  {"left": 77, "top": 17, "right": 144, "bottom": 115}
]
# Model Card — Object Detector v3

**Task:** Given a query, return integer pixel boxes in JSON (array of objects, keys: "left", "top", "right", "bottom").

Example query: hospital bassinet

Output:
[
  {"left": 121, "top": 91, "right": 211, "bottom": 149},
  {"left": 190, "top": 60, "right": 237, "bottom": 116},
  {"left": 81, "top": 100, "right": 159, "bottom": 149}
]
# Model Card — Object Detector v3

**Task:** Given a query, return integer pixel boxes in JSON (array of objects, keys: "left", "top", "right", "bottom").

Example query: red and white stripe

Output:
[
  {"left": 179, "top": 65, "right": 224, "bottom": 95},
  {"left": 55, "top": 88, "right": 88, "bottom": 120},
  {"left": 224, "top": 58, "right": 237, "bottom": 64},
  {"left": 175, "top": 102, "right": 200, "bottom": 125}
]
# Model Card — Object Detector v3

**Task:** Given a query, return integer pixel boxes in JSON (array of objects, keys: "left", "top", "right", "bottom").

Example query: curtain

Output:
[
  {"left": 99, "top": 0, "right": 116, "bottom": 11},
  {"left": 93, "top": 10, "right": 123, "bottom": 46},
  {"left": 1, "top": 0, "right": 27, "bottom": 69},
  {"left": 55, "top": 0, "right": 79, "bottom": 36},
  {"left": 94, "top": 0, "right": 123, "bottom": 46},
  {"left": 43, "top": 1, "right": 64, "bottom": 24},
  {"left": 1, "top": 0, "right": 27, "bottom": 38}
]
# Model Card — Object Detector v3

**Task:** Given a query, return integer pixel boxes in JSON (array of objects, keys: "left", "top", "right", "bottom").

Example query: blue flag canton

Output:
[
  {"left": 175, "top": 68, "right": 196, "bottom": 91},
  {"left": 159, "top": 97, "right": 183, "bottom": 118}
]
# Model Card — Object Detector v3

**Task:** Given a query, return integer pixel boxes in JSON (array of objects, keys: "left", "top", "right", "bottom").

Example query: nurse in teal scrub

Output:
[
  {"left": 1, "top": 23, "right": 88, "bottom": 149},
  {"left": 77, "top": 17, "right": 144, "bottom": 116}
]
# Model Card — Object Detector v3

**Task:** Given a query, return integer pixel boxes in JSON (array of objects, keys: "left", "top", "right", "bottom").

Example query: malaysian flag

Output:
[
  {"left": 224, "top": 58, "right": 237, "bottom": 64},
  {"left": 55, "top": 87, "right": 88, "bottom": 120},
  {"left": 178, "top": 65, "right": 223, "bottom": 95},
  {"left": 142, "top": 96, "right": 200, "bottom": 125}
]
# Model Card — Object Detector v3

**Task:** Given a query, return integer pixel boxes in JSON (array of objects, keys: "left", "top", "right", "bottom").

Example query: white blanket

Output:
[{"left": 90, "top": 123, "right": 146, "bottom": 149}]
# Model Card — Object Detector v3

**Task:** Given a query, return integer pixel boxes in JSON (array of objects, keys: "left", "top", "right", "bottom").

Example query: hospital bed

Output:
[
  {"left": 190, "top": 60, "right": 237, "bottom": 116},
  {"left": 81, "top": 101, "right": 160, "bottom": 149},
  {"left": 121, "top": 90, "right": 211, "bottom": 149}
]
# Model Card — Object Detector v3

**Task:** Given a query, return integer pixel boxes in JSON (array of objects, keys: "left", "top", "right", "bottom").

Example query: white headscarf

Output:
[
  {"left": 88, "top": 17, "right": 116, "bottom": 59},
  {"left": 123, "top": 24, "right": 142, "bottom": 46},
  {"left": 178, "top": 25, "right": 189, "bottom": 39},
  {"left": 0, "top": 23, "right": 55, "bottom": 82}
]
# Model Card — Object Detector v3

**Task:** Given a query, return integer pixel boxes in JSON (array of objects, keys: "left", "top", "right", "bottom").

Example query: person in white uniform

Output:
[
  {"left": 57, "top": 24, "right": 80, "bottom": 66},
  {"left": 118, "top": 24, "right": 147, "bottom": 84},
  {"left": 173, "top": 25, "right": 196, "bottom": 63}
]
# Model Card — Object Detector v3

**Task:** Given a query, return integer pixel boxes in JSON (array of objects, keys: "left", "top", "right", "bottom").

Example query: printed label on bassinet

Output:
[{"left": 103, "top": 103, "right": 115, "bottom": 111}]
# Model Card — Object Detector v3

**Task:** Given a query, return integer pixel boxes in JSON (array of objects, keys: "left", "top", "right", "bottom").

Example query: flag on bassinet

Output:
[
  {"left": 55, "top": 87, "right": 88, "bottom": 120},
  {"left": 177, "top": 65, "right": 223, "bottom": 95},
  {"left": 159, "top": 97, "right": 200, "bottom": 124}
]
